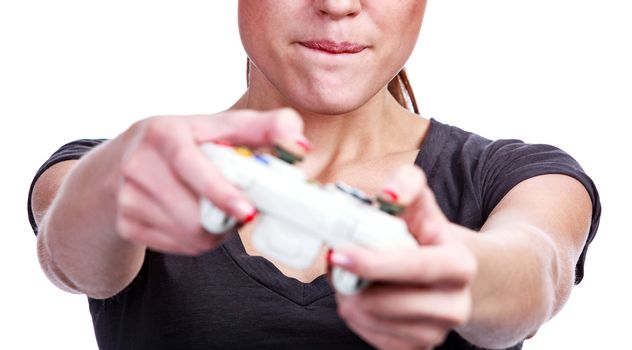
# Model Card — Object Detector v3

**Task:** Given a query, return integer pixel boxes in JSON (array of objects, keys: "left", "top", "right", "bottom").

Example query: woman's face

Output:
[{"left": 238, "top": 0, "right": 427, "bottom": 114}]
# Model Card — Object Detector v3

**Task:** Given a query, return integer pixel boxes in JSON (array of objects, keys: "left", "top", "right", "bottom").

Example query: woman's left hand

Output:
[{"left": 331, "top": 165, "right": 477, "bottom": 350}]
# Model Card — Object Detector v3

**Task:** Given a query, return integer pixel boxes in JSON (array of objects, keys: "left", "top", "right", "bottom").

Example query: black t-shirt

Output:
[{"left": 27, "top": 119, "right": 601, "bottom": 350}]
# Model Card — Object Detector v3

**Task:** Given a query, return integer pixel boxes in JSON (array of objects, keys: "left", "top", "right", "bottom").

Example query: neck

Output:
[{"left": 229, "top": 68, "right": 427, "bottom": 174}]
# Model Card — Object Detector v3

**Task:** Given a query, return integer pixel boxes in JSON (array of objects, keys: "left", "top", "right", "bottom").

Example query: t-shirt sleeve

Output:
[
  {"left": 477, "top": 139, "right": 601, "bottom": 284},
  {"left": 27, "top": 139, "right": 107, "bottom": 236}
]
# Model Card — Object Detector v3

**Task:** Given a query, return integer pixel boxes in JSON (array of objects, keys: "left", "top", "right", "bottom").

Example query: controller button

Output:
[
  {"left": 334, "top": 182, "right": 374, "bottom": 205},
  {"left": 235, "top": 147, "right": 253, "bottom": 157},
  {"left": 254, "top": 154, "right": 270, "bottom": 165},
  {"left": 376, "top": 197, "right": 405, "bottom": 215},
  {"left": 273, "top": 145, "right": 304, "bottom": 164}
]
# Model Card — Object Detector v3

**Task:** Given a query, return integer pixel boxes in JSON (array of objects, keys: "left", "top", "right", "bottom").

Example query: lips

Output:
[{"left": 299, "top": 40, "right": 367, "bottom": 54}]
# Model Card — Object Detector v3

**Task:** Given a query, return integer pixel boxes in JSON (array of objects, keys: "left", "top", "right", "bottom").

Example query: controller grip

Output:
[
  {"left": 200, "top": 198, "right": 238, "bottom": 234},
  {"left": 332, "top": 266, "right": 370, "bottom": 295}
]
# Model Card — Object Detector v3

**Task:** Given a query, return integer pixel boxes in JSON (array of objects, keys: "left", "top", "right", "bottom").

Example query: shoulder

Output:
[
  {"left": 420, "top": 118, "right": 598, "bottom": 224},
  {"left": 28, "top": 138, "right": 109, "bottom": 235},
  {"left": 423, "top": 119, "right": 584, "bottom": 178},
  {"left": 425, "top": 119, "right": 569, "bottom": 162}
]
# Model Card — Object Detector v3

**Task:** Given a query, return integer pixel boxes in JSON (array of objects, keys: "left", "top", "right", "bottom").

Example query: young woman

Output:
[{"left": 28, "top": 1, "right": 600, "bottom": 349}]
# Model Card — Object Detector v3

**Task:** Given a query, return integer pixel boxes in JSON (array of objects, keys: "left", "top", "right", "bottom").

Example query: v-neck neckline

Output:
[
  {"left": 222, "top": 233, "right": 333, "bottom": 306},
  {"left": 219, "top": 118, "right": 446, "bottom": 306}
]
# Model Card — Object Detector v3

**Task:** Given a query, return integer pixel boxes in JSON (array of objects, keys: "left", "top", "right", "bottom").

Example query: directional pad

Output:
[{"left": 334, "top": 182, "right": 374, "bottom": 205}]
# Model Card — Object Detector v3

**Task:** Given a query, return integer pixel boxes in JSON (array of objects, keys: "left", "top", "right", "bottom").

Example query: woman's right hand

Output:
[{"left": 114, "top": 108, "right": 310, "bottom": 255}]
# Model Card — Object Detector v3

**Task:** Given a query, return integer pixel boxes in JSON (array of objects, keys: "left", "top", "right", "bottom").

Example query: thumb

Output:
[
  {"left": 379, "top": 164, "right": 448, "bottom": 245},
  {"left": 189, "top": 108, "right": 311, "bottom": 158}
]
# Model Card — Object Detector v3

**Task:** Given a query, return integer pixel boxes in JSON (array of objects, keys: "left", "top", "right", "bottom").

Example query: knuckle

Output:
[
  {"left": 356, "top": 255, "right": 379, "bottom": 278},
  {"left": 274, "top": 107, "right": 300, "bottom": 121},
  {"left": 270, "top": 108, "right": 301, "bottom": 131},
  {"left": 337, "top": 300, "right": 353, "bottom": 321},
  {"left": 186, "top": 246, "right": 204, "bottom": 256},
  {"left": 119, "top": 153, "right": 143, "bottom": 181},
  {"left": 116, "top": 186, "right": 134, "bottom": 213},
  {"left": 178, "top": 210, "right": 202, "bottom": 235},
  {"left": 184, "top": 221, "right": 202, "bottom": 237},
  {"left": 220, "top": 110, "right": 255, "bottom": 131},
  {"left": 429, "top": 329, "right": 448, "bottom": 346},
  {"left": 116, "top": 224, "right": 130, "bottom": 240},
  {"left": 116, "top": 216, "right": 135, "bottom": 241},
  {"left": 459, "top": 291, "right": 473, "bottom": 323},
  {"left": 414, "top": 327, "right": 447, "bottom": 347},
  {"left": 462, "top": 259, "right": 477, "bottom": 282},
  {"left": 412, "top": 256, "right": 431, "bottom": 279},
  {"left": 167, "top": 142, "right": 189, "bottom": 167},
  {"left": 144, "top": 116, "right": 177, "bottom": 142},
  {"left": 157, "top": 242, "right": 186, "bottom": 255},
  {"left": 355, "top": 297, "right": 376, "bottom": 316},
  {"left": 456, "top": 251, "right": 478, "bottom": 281},
  {"left": 446, "top": 292, "right": 472, "bottom": 326},
  {"left": 199, "top": 236, "right": 221, "bottom": 251}
]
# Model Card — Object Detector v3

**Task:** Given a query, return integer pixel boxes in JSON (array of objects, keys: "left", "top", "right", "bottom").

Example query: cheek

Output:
[
  {"left": 238, "top": 2, "right": 268, "bottom": 53},
  {"left": 238, "top": 1, "right": 303, "bottom": 69},
  {"left": 376, "top": 1, "right": 426, "bottom": 53}
]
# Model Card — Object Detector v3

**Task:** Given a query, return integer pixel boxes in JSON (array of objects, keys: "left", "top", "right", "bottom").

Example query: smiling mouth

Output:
[{"left": 299, "top": 40, "right": 368, "bottom": 54}]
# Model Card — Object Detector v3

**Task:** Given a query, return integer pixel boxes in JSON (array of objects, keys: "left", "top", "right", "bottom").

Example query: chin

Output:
[
  {"left": 286, "top": 88, "right": 373, "bottom": 116},
  {"left": 296, "top": 97, "right": 366, "bottom": 115}
]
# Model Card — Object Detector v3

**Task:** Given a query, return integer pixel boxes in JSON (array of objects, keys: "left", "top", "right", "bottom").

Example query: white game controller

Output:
[{"left": 199, "top": 142, "right": 418, "bottom": 295}]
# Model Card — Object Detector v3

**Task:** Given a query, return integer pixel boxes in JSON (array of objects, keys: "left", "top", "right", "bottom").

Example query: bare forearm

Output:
[
  {"left": 454, "top": 224, "right": 569, "bottom": 348},
  {"left": 37, "top": 132, "right": 145, "bottom": 299}
]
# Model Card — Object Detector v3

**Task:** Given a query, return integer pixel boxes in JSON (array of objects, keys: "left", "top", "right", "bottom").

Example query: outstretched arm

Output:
[
  {"left": 455, "top": 174, "right": 591, "bottom": 347},
  {"left": 31, "top": 109, "right": 310, "bottom": 299},
  {"left": 333, "top": 167, "right": 592, "bottom": 349}
]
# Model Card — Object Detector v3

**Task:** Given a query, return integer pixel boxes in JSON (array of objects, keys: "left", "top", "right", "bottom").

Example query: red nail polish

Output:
[
  {"left": 242, "top": 209, "right": 258, "bottom": 225},
  {"left": 296, "top": 139, "right": 312, "bottom": 152},
  {"left": 382, "top": 188, "right": 399, "bottom": 202},
  {"left": 326, "top": 249, "right": 334, "bottom": 267}
]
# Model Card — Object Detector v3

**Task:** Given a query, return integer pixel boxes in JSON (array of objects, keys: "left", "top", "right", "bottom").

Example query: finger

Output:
[
  {"left": 189, "top": 108, "right": 311, "bottom": 157},
  {"left": 381, "top": 164, "right": 448, "bottom": 245},
  {"left": 379, "top": 165, "right": 425, "bottom": 206},
  {"left": 117, "top": 180, "right": 223, "bottom": 252},
  {"left": 339, "top": 295, "right": 449, "bottom": 348},
  {"left": 116, "top": 213, "right": 200, "bottom": 255},
  {"left": 345, "top": 319, "right": 418, "bottom": 350},
  {"left": 347, "top": 284, "right": 471, "bottom": 326},
  {"left": 347, "top": 318, "right": 446, "bottom": 350},
  {"left": 138, "top": 109, "right": 308, "bottom": 225},
  {"left": 330, "top": 245, "right": 476, "bottom": 286},
  {"left": 121, "top": 145, "right": 230, "bottom": 241},
  {"left": 134, "top": 120, "right": 257, "bottom": 223},
  {"left": 118, "top": 180, "right": 185, "bottom": 235}
]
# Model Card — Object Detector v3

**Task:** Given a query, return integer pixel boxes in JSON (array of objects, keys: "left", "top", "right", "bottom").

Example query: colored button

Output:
[
  {"left": 273, "top": 145, "right": 303, "bottom": 164},
  {"left": 235, "top": 147, "right": 253, "bottom": 157},
  {"left": 255, "top": 154, "right": 270, "bottom": 165}
]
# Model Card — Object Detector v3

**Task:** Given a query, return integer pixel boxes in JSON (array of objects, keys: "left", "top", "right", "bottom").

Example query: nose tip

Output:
[{"left": 315, "top": 0, "right": 361, "bottom": 20}]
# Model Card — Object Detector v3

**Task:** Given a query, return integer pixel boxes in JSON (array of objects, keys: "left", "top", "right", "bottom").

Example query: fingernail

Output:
[
  {"left": 241, "top": 209, "right": 258, "bottom": 225},
  {"left": 273, "top": 144, "right": 304, "bottom": 164},
  {"left": 296, "top": 138, "right": 312, "bottom": 152},
  {"left": 326, "top": 248, "right": 334, "bottom": 267},
  {"left": 381, "top": 187, "right": 399, "bottom": 203},
  {"left": 377, "top": 187, "right": 405, "bottom": 216},
  {"left": 329, "top": 251, "right": 352, "bottom": 268},
  {"left": 228, "top": 199, "right": 257, "bottom": 221}
]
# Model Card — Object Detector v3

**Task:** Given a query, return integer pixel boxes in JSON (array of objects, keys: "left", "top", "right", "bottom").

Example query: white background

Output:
[{"left": 1, "top": 1, "right": 630, "bottom": 348}]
